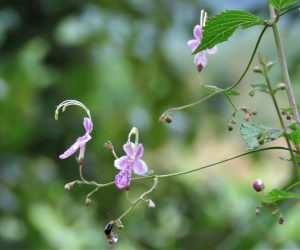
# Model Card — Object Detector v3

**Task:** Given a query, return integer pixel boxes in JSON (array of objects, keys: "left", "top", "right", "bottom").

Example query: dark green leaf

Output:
[
  {"left": 193, "top": 10, "right": 264, "bottom": 54},
  {"left": 263, "top": 189, "right": 300, "bottom": 204},
  {"left": 240, "top": 123, "right": 283, "bottom": 149},
  {"left": 268, "top": 0, "right": 300, "bottom": 10}
]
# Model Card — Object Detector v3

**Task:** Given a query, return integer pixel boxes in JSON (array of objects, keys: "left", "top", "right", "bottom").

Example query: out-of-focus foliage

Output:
[{"left": 1, "top": 0, "right": 300, "bottom": 249}]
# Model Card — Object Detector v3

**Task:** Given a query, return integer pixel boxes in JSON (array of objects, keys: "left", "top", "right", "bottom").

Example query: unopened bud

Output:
[
  {"left": 253, "top": 179, "right": 265, "bottom": 192},
  {"left": 286, "top": 114, "right": 291, "bottom": 120},
  {"left": 253, "top": 66, "right": 263, "bottom": 74},
  {"left": 255, "top": 207, "right": 261, "bottom": 216},
  {"left": 276, "top": 83, "right": 286, "bottom": 90},
  {"left": 64, "top": 181, "right": 75, "bottom": 190},
  {"left": 85, "top": 198, "right": 92, "bottom": 206},
  {"left": 228, "top": 124, "right": 233, "bottom": 131},
  {"left": 278, "top": 215, "right": 284, "bottom": 224},
  {"left": 104, "top": 141, "right": 114, "bottom": 151},
  {"left": 115, "top": 219, "right": 124, "bottom": 230},
  {"left": 258, "top": 138, "right": 265, "bottom": 145},
  {"left": 252, "top": 110, "right": 257, "bottom": 116},
  {"left": 148, "top": 199, "right": 155, "bottom": 208},
  {"left": 249, "top": 89, "right": 256, "bottom": 97}
]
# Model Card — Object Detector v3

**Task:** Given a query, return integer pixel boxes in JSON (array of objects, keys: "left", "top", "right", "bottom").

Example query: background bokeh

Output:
[{"left": 1, "top": 0, "right": 300, "bottom": 249}]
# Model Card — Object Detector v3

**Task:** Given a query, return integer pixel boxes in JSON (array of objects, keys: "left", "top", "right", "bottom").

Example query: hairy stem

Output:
[
  {"left": 262, "top": 62, "right": 299, "bottom": 175},
  {"left": 270, "top": 7, "right": 300, "bottom": 130}
]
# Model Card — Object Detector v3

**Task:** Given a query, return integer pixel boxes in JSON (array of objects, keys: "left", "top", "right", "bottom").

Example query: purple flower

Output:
[
  {"left": 187, "top": 25, "right": 217, "bottom": 72},
  {"left": 114, "top": 142, "right": 148, "bottom": 189},
  {"left": 252, "top": 179, "right": 265, "bottom": 192},
  {"left": 59, "top": 117, "right": 93, "bottom": 160}
]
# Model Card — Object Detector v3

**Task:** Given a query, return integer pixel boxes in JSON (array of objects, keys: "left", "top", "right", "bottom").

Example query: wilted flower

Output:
[
  {"left": 253, "top": 179, "right": 265, "bottom": 192},
  {"left": 59, "top": 117, "right": 93, "bottom": 160},
  {"left": 114, "top": 142, "right": 148, "bottom": 189},
  {"left": 187, "top": 10, "right": 217, "bottom": 72}
]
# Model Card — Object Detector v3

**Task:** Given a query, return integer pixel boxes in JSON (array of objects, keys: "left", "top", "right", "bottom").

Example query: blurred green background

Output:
[{"left": 1, "top": 0, "right": 300, "bottom": 249}]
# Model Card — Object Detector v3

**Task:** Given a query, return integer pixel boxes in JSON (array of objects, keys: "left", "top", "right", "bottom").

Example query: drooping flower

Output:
[
  {"left": 59, "top": 117, "right": 93, "bottom": 160},
  {"left": 114, "top": 142, "right": 148, "bottom": 189},
  {"left": 187, "top": 11, "right": 217, "bottom": 72}
]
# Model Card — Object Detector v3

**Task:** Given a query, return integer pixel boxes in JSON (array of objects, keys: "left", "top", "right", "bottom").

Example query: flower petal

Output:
[
  {"left": 123, "top": 142, "right": 135, "bottom": 158},
  {"left": 135, "top": 143, "right": 144, "bottom": 159},
  {"left": 114, "top": 156, "right": 129, "bottom": 170},
  {"left": 193, "top": 25, "right": 202, "bottom": 41},
  {"left": 115, "top": 166, "right": 132, "bottom": 189},
  {"left": 187, "top": 39, "right": 199, "bottom": 52},
  {"left": 59, "top": 140, "right": 80, "bottom": 159},
  {"left": 132, "top": 159, "right": 148, "bottom": 175},
  {"left": 78, "top": 134, "right": 91, "bottom": 147},
  {"left": 194, "top": 51, "right": 208, "bottom": 67},
  {"left": 206, "top": 46, "right": 218, "bottom": 55},
  {"left": 83, "top": 117, "right": 93, "bottom": 133}
]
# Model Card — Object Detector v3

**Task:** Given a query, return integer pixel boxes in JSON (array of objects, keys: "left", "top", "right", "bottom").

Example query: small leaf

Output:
[
  {"left": 202, "top": 84, "right": 222, "bottom": 94},
  {"left": 225, "top": 89, "right": 240, "bottom": 96},
  {"left": 240, "top": 123, "right": 283, "bottom": 149},
  {"left": 251, "top": 83, "right": 269, "bottom": 94},
  {"left": 202, "top": 84, "right": 240, "bottom": 96},
  {"left": 268, "top": 0, "right": 300, "bottom": 10},
  {"left": 263, "top": 189, "right": 300, "bottom": 204},
  {"left": 193, "top": 10, "right": 264, "bottom": 54},
  {"left": 288, "top": 128, "right": 300, "bottom": 145}
]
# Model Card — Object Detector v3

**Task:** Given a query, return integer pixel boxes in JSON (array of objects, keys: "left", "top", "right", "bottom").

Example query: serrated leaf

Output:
[
  {"left": 268, "top": 0, "right": 300, "bottom": 10},
  {"left": 202, "top": 84, "right": 240, "bottom": 96},
  {"left": 193, "top": 10, "right": 264, "bottom": 54},
  {"left": 240, "top": 123, "right": 283, "bottom": 149},
  {"left": 288, "top": 128, "right": 300, "bottom": 145},
  {"left": 263, "top": 189, "right": 300, "bottom": 204}
]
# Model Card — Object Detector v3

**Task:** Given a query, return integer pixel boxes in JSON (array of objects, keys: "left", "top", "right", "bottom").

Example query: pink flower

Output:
[
  {"left": 114, "top": 142, "right": 148, "bottom": 189},
  {"left": 187, "top": 25, "right": 217, "bottom": 72},
  {"left": 59, "top": 117, "right": 93, "bottom": 159}
]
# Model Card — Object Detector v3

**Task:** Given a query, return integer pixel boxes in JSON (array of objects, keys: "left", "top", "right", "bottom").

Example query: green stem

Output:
[
  {"left": 279, "top": 4, "right": 300, "bottom": 17},
  {"left": 160, "top": 26, "right": 268, "bottom": 116},
  {"left": 284, "top": 180, "right": 300, "bottom": 191},
  {"left": 262, "top": 62, "right": 299, "bottom": 175},
  {"left": 224, "top": 94, "right": 238, "bottom": 111},
  {"left": 79, "top": 164, "right": 88, "bottom": 183},
  {"left": 270, "top": 7, "right": 300, "bottom": 130}
]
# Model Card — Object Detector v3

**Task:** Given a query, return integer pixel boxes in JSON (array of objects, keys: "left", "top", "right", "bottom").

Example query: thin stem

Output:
[
  {"left": 279, "top": 4, "right": 300, "bottom": 17},
  {"left": 86, "top": 186, "right": 101, "bottom": 199},
  {"left": 160, "top": 26, "right": 268, "bottom": 117},
  {"left": 79, "top": 164, "right": 88, "bottom": 183},
  {"left": 261, "top": 61, "right": 299, "bottom": 174},
  {"left": 270, "top": 7, "right": 300, "bottom": 130},
  {"left": 224, "top": 94, "right": 238, "bottom": 111},
  {"left": 116, "top": 178, "right": 158, "bottom": 221},
  {"left": 284, "top": 180, "right": 300, "bottom": 191},
  {"left": 157, "top": 146, "right": 292, "bottom": 179}
]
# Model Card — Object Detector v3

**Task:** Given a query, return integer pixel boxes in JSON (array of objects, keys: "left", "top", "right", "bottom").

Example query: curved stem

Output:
[
  {"left": 224, "top": 94, "right": 238, "bottom": 112},
  {"left": 279, "top": 4, "right": 300, "bottom": 17},
  {"left": 160, "top": 26, "right": 268, "bottom": 117},
  {"left": 284, "top": 180, "right": 300, "bottom": 191}
]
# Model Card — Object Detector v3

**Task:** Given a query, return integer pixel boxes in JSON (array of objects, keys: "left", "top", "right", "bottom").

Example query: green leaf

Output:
[
  {"left": 202, "top": 84, "right": 240, "bottom": 96},
  {"left": 288, "top": 128, "right": 300, "bottom": 145},
  {"left": 193, "top": 10, "right": 264, "bottom": 54},
  {"left": 251, "top": 83, "right": 269, "bottom": 94},
  {"left": 268, "top": 0, "right": 300, "bottom": 10},
  {"left": 263, "top": 189, "right": 300, "bottom": 204},
  {"left": 240, "top": 123, "right": 283, "bottom": 149}
]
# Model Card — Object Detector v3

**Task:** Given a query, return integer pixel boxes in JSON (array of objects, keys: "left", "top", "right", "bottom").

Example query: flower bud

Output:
[
  {"left": 278, "top": 215, "right": 284, "bottom": 225},
  {"left": 252, "top": 179, "right": 265, "bottom": 192},
  {"left": 104, "top": 141, "right": 114, "bottom": 151},
  {"left": 85, "top": 198, "right": 92, "bottom": 206},
  {"left": 243, "top": 113, "right": 250, "bottom": 122},
  {"left": 64, "top": 181, "right": 75, "bottom": 190},
  {"left": 276, "top": 83, "right": 285, "bottom": 90},
  {"left": 253, "top": 66, "right": 263, "bottom": 74},
  {"left": 255, "top": 207, "right": 261, "bottom": 216},
  {"left": 148, "top": 199, "right": 155, "bottom": 208},
  {"left": 227, "top": 124, "right": 233, "bottom": 131},
  {"left": 286, "top": 114, "right": 291, "bottom": 120}
]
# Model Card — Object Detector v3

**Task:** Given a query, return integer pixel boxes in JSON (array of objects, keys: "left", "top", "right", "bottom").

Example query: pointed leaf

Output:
[
  {"left": 268, "top": 0, "right": 300, "bottom": 10},
  {"left": 288, "top": 127, "right": 300, "bottom": 145},
  {"left": 193, "top": 10, "right": 264, "bottom": 54},
  {"left": 240, "top": 123, "right": 283, "bottom": 149},
  {"left": 263, "top": 189, "right": 300, "bottom": 204},
  {"left": 202, "top": 84, "right": 240, "bottom": 96}
]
